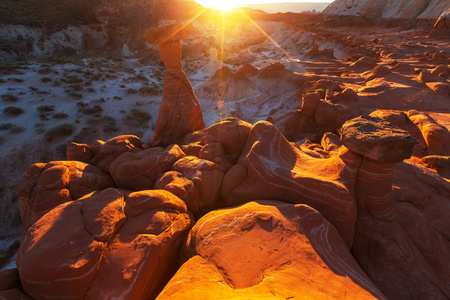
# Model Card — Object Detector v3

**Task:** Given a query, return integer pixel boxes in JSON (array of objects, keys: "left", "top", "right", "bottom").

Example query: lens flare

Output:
[{"left": 195, "top": 0, "right": 239, "bottom": 11}]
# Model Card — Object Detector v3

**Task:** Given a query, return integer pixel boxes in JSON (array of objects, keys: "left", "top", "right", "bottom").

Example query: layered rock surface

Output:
[
  {"left": 157, "top": 201, "right": 386, "bottom": 299},
  {"left": 9, "top": 113, "right": 450, "bottom": 299},
  {"left": 17, "top": 189, "right": 194, "bottom": 300}
]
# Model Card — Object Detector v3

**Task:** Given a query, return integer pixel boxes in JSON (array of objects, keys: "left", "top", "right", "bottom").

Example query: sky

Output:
[{"left": 195, "top": 0, "right": 334, "bottom": 11}]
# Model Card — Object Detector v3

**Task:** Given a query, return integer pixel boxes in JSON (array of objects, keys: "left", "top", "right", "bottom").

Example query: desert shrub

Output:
[
  {"left": 34, "top": 123, "right": 45, "bottom": 134},
  {"left": 1, "top": 94, "right": 18, "bottom": 102},
  {"left": 126, "top": 88, "right": 138, "bottom": 94},
  {"left": 8, "top": 77, "right": 24, "bottom": 83},
  {"left": 38, "top": 66, "right": 52, "bottom": 74},
  {"left": 138, "top": 86, "right": 159, "bottom": 95},
  {"left": 65, "top": 91, "right": 83, "bottom": 99},
  {"left": 37, "top": 105, "right": 55, "bottom": 113},
  {"left": 91, "top": 73, "right": 102, "bottom": 81},
  {"left": 70, "top": 84, "right": 83, "bottom": 91},
  {"left": 41, "top": 77, "right": 52, "bottom": 83},
  {"left": 0, "top": 79, "right": 5, "bottom": 83},
  {"left": 79, "top": 105, "right": 103, "bottom": 116},
  {"left": 44, "top": 123, "right": 75, "bottom": 142},
  {"left": 9, "top": 125, "right": 25, "bottom": 134},
  {"left": 0, "top": 123, "right": 13, "bottom": 130},
  {"left": 3, "top": 106, "right": 24, "bottom": 116},
  {"left": 123, "top": 109, "right": 152, "bottom": 127},
  {"left": 52, "top": 113, "right": 69, "bottom": 119},
  {"left": 65, "top": 76, "right": 83, "bottom": 84}
]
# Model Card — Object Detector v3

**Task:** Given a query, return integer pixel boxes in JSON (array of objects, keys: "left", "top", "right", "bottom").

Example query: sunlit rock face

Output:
[
  {"left": 220, "top": 120, "right": 360, "bottom": 246},
  {"left": 17, "top": 188, "right": 194, "bottom": 300},
  {"left": 15, "top": 161, "right": 114, "bottom": 235},
  {"left": 157, "top": 201, "right": 386, "bottom": 300},
  {"left": 10, "top": 113, "right": 450, "bottom": 299},
  {"left": 145, "top": 24, "right": 205, "bottom": 146}
]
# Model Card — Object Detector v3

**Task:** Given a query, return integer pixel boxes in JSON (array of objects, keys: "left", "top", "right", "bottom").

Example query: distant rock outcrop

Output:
[{"left": 322, "top": 0, "right": 450, "bottom": 35}]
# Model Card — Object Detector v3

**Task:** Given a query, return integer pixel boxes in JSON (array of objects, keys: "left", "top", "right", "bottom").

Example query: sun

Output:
[{"left": 195, "top": 0, "right": 240, "bottom": 11}]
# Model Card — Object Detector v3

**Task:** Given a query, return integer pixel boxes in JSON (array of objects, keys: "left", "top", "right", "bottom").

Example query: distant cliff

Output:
[{"left": 321, "top": 0, "right": 450, "bottom": 36}]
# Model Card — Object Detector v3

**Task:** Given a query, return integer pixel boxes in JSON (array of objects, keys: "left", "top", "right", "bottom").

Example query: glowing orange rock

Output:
[
  {"left": 15, "top": 161, "right": 113, "bottom": 234},
  {"left": 144, "top": 24, "right": 205, "bottom": 146},
  {"left": 157, "top": 201, "right": 386, "bottom": 299},
  {"left": 408, "top": 110, "right": 450, "bottom": 156},
  {"left": 17, "top": 188, "right": 194, "bottom": 300},
  {"left": 220, "top": 121, "right": 360, "bottom": 246}
]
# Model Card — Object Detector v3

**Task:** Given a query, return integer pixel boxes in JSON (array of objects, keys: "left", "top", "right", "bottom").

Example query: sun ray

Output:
[
  {"left": 159, "top": 7, "right": 208, "bottom": 45},
  {"left": 239, "top": 8, "right": 298, "bottom": 64}
]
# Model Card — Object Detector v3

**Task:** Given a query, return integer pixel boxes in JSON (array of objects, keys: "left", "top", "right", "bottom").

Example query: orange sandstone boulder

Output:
[
  {"left": 340, "top": 116, "right": 417, "bottom": 163},
  {"left": 89, "top": 135, "right": 144, "bottom": 172},
  {"left": 362, "top": 65, "right": 391, "bottom": 81},
  {"left": 66, "top": 142, "right": 94, "bottom": 162},
  {"left": 283, "top": 92, "right": 353, "bottom": 142},
  {"left": 155, "top": 156, "right": 225, "bottom": 218},
  {"left": 110, "top": 144, "right": 186, "bottom": 190},
  {"left": 181, "top": 117, "right": 252, "bottom": 171},
  {"left": 157, "top": 201, "right": 386, "bottom": 300},
  {"left": 341, "top": 116, "right": 416, "bottom": 220},
  {"left": 17, "top": 188, "right": 194, "bottom": 300},
  {"left": 407, "top": 110, "right": 450, "bottom": 156},
  {"left": 0, "top": 269, "right": 31, "bottom": 299},
  {"left": 15, "top": 161, "right": 113, "bottom": 234},
  {"left": 369, "top": 110, "right": 428, "bottom": 157},
  {"left": 220, "top": 121, "right": 361, "bottom": 246},
  {"left": 333, "top": 88, "right": 359, "bottom": 102}
]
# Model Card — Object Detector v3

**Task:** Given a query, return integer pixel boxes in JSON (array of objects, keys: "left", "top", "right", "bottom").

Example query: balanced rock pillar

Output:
[
  {"left": 144, "top": 24, "right": 205, "bottom": 146},
  {"left": 340, "top": 116, "right": 417, "bottom": 220}
]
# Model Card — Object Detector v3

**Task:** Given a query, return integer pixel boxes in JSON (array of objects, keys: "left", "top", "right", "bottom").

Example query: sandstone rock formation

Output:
[
  {"left": 407, "top": 110, "right": 450, "bottom": 156},
  {"left": 144, "top": 24, "right": 205, "bottom": 146},
  {"left": 154, "top": 156, "right": 225, "bottom": 218},
  {"left": 220, "top": 121, "right": 360, "bottom": 246},
  {"left": 157, "top": 201, "right": 386, "bottom": 299},
  {"left": 17, "top": 188, "right": 194, "bottom": 300},
  {"left": 283, "top": 92, "right": 353, "bottom": 142},
  {"left": 110, "top": 144, "right": 186, "bottom": 190},
  {"left": 322, "top": 0, "right": 450, "bottom": 33},
  {"left": 352, "top": 161, "right": 450, "bottom": 299},
  {"left": 196, "top": 62, "right": 309, "bottom": 103},
  {"left": 15, "top": 161, "right": 114, "bottom": 234},
  {"left": 341, "top": 116, "right": 417, "bottom": 220}
]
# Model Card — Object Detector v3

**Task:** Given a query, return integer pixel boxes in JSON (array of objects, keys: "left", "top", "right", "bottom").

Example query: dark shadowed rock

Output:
[
  {"left": 334, "top": 88, "right": 359, "bottom": 102},
  {"left": 340, "top": 116, "right": 417, "bottom": 163},
  {"left": 89, "top": 135, "right": 144, "bottom": 172},
  {"left": 66, "top": 142, "right": 94, "bottom": 162},
  {"left": 362, "top": 65, "right": 391, "bottom": 81},
  {"left": 110, "top": 144, "right": 186, "bottom": 190},
  {"left": 15, "top": 161, "right": 114, "bottom": 234}
]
